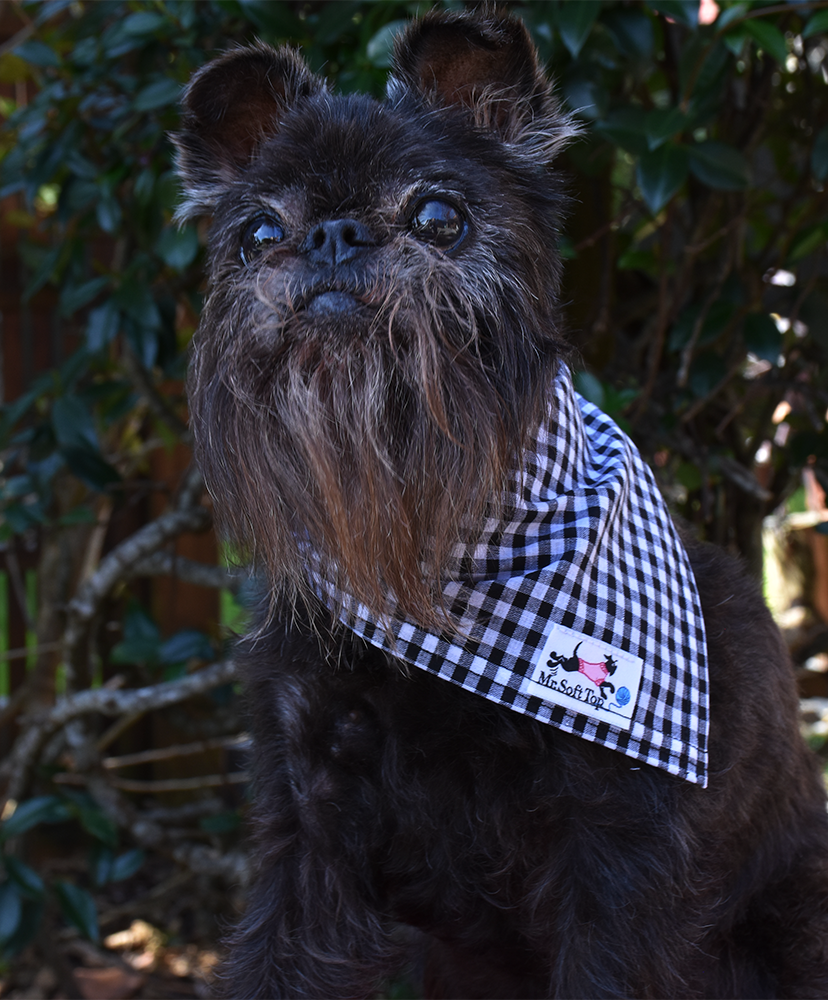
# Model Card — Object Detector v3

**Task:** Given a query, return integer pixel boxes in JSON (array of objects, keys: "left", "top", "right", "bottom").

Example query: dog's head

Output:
[{"left": 175, "top": 10, "right": 575, "bottom": 626}]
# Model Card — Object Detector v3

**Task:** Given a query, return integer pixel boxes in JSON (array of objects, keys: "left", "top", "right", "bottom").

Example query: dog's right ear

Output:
[{"left": 173, "top": 42, "right": 325, "bottom": 219}]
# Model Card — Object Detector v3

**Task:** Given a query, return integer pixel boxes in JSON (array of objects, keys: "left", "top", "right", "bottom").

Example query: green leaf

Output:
[
  {"left": 312, "top": 1, "right": 363, "bottom": 45},
  {"left": 57, "top": 505, "right": 98, "bottom": 527},
  {"left": 133, "top": 168, "right": 155, "bottom": 205},
  {"left": 647, "top": 1, "right": 699, "bottom": 30},
  {"left": 154, "top": 170, "right": 181, "bottom": 212},
  {"left": 86, "top": 300, "right": 121, "bottom": 352},
  {"left": 159, "top": 629, "right": 214, "bottom": 665},
  {"left": 114, "top": 281, "right": 161, "bottom": 332},
  {"left": 637, "top": 143, "right": 688, "bottom": 213},
  {"left": 722, "top": 26, "right": 748, "bottom": 57},
  {"left": 687, "top": 141, "right": 749, "bottom": 190},
  {"left": 676, "top": 461, "right": 703, "bottom": 491},
  {"left": 573, "top": 371, "right": 605, "bottom": 410},
  {"left": 53, "top": 395, "right": 98, "bottom": 451},
  {"left": 122, "top": 11, "right": 167, "bottom": 35},
  {"left": 23, "top": 243, "right": 62, "bottom": 301},
  {"left": 61, "top": 446, "right": 121, "bottom": 492},
  {"left": 111, "top": 604, "right": 161, "bottom": 665},
  {"left": 65, "top": 149, "right": 98, "bottom": 180},
  {"left": 617, "top": 247, "right": 658, "bottom": 273},
  {"left": 645, "top": 107, "right": 687, "bottom": 151},
  {"left": 603, "top": 10, "right": 654, "bottom": 62},
  {"left": 788, "top": 223, "right": 828, "bottom": 263},
  {"left": 803, "top": 10, "right": 828, "bottom": 40},
  {"left": 366, "top": 20, "right": 407, "bottom": 69},
  {"left": 669, "top": 300, "right": 736, "bottom": 351},
  {"left": 75, "top": 807, "right": 118, "bottom": 849},
  {"left": 2, "top": 503, "right": 40, "bottom": 535},
  {"left": 812, "top": 126, "right": 828, "bottom": 182},
  {"left": 557, "top": 2, "right": 599, "bottom": 57},
  {"left": 237, "top": 0, "right": 304, "bottom": 38},
  {"left": 126, "top": 326, "right": 160, "bottom": 371},
  {"left": 14, "top": 40, "right": 60, "bottom": 68},
  {"left": 96, "top": 190, "right": 122, "bottom": 235},
  {"left": 199, "top": 812, "right": 240, "bottom": 834},
  {"left": 3, "top": 858, "right": 44, "bottom": 900},
  {"left": 688, "top": 352, "right": 727, "bottom": 397},
  {"left": 0, "top": 896, "right": 43, "bottom": 957},
  {"left": 0, "top": 796, "right": 71, "bottom": 841},
  {"left": 742, "top": 19, "right": 788, "bottom": 65},
  {"left": 595, "top": 106, "right": 649, "bottom": 155},
  {"left": 0, "top": 389, "right": 40, "bottom": 443},
  {"left": 133, "top": 78, "right": 181, "bottom": 113},
  {"left": 4, "top": 475, "right": 35, "bottom": 501},
  {"left": 54, "top": 881, "right": 99, "bottom": 942},
  {"left": 716, "top": 4, "right": 749, "bottom": 31},
  {"left": 91, "top": 846, "right": 114, "bottom": 887},
  {"left": 109, "top": 849, "right": 145, "bottom": 883},
  {"left": 0, "top": 882, "right": 22, "bottom": 943},
  {"left": 155, "top": 226, "right": 200, "bottom": 271},
  {"left": 59, "top": 349, "right": 92, "bottom": 392},
  {"left": 744, "top": 313, "right": 782, "bottom": 363},
  {"left": 60, "top": 276, "right": 110, "bottom": 318}
]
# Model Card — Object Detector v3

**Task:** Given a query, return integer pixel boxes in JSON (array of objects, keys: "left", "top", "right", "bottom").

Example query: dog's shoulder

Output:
[{"left": 679, "top": 526, "right": 826, "bottom": 811}]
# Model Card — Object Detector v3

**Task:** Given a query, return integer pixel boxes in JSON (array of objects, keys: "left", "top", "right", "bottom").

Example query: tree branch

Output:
[{"left": 0, "top": 658, "right": 238, "bottom": 805}]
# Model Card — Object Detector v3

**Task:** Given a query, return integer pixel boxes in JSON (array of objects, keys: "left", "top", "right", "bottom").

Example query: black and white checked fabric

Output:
[{"left": 318, "top": 367, "right": 710, "bottom": 786}]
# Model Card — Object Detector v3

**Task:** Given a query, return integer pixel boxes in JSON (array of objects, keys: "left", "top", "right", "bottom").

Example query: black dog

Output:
[{"left": 175, "top": 11, "right": 828, "bottom": 998}]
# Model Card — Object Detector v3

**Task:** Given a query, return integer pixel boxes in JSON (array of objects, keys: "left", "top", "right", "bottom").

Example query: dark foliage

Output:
[{"left": 0, "top": 0, "right": 825, "bottom": 988}]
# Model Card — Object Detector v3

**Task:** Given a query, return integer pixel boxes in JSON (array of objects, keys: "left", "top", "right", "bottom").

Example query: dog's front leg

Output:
[
  {"left": 214, "top": 833, "right": 403, "bottom": 1000},
  {"left": 213, "top": 631, "right": 407, "bottom": 1000}
]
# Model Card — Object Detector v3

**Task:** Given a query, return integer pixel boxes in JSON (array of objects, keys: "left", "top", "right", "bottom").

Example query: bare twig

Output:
[
  {"left": 0, "top": 640, "right": 61, "bottom": 663},
  {"left": 143, "top": 799, "right": 227, "bottom": 824},
  {"left": 53, "top": 771, "right": 250, "bottom": 793},
  {"left": 107, "top": 773, "right": 249, "bottom": 794},
  {"left": 4, "top": 548, "right": 35, "bottom": 632},
  {"left": 131, "top": 551, "right": 248, "bottom": 593},
  {"left": 95, "top": 711, "right": 148, "bottom": 754},
  {"left": 62, "top": 502, "right": 211, "bottom": 689},
  {"left": 175, "top": 465, "right": 205, "bottom": 510},
  {"left": 121, "top": 343, "right": 191, "bottom": 443},
  {"left": 65, "top": 506, "right": 211, "bottom": 631},
  {"left": 0, "top": 658, "right": 238, "bottom": 804},
  {"left": 0, "top": 643, "right": 64, "bottom": 731},
  {"left": 0, "top": 21, "right": 36, "bottom": 59},
  {"left": 171, "top": 843, "right": 250, "bottom": 884},
  {"left": 680, "top": 356, "right": 746, "bottom": 425},
  {"left": 632, "top": 206, "right": 674, "bottom": 422},
  {"left": 98, "top": 871, "right": 194, "bottom": 928},
  {"left": 102, "top": 734, "right": 249, "bottom": 769}
]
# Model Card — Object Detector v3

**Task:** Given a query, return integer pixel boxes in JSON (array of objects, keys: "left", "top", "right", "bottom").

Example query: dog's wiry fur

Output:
[
  {"left": 176, "top": 11, "right": 828, "bottom": 998},
  {"left": 178, "top": 14, "right": 576, "bottom": 628}
]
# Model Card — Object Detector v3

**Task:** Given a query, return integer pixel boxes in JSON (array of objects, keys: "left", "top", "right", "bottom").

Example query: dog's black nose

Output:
[{"left": 300, "top": 218, "right": 374, "bottom": 267}]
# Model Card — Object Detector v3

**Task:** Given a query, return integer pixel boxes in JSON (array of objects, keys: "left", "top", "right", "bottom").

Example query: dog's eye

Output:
[
  {"left": 240, "top": 215, "right": 285, "bottom": 265},
  {"left": 409, "top": 199, "right": 466, "bottom": 251}
]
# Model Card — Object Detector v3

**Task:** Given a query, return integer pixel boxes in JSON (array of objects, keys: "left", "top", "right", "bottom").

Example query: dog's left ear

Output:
[{"left": 388, "top": 11, "right": 575, "bottom": 159}]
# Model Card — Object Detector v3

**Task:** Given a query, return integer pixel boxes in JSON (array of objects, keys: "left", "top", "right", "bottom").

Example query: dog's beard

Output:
[{"left": 189, "top": 254, "right": 558, "bottom": 630}]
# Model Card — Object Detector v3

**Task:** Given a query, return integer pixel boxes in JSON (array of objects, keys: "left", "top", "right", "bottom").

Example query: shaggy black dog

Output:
[{"left": 175, "top": 10, "right": 828, "bottom": 998}]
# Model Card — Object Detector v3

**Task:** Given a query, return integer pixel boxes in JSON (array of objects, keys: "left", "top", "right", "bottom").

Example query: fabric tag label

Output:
[{"left": 521, "top": 622, "right": 644, "bottom": 730}]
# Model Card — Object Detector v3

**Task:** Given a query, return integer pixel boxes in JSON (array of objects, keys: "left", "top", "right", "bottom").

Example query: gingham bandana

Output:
[{"left": 321, "top": 367, "right": 710, "bottom": 786}]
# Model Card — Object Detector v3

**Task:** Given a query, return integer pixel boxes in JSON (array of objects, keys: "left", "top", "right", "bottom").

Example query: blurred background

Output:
[{"left": 0, "top": 1, "right": 825, "bottom": 997}]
